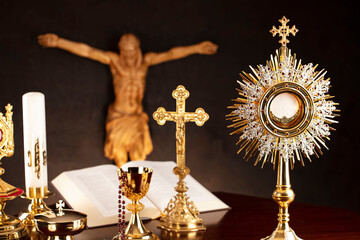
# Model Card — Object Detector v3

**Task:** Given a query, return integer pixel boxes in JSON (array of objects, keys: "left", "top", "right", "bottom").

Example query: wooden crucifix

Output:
[
  {"left": 153, "top": 85, "right": 209, "bottom": 169},
  {"left": 38, "top": 33, "right": 217, "bottom": 167}
]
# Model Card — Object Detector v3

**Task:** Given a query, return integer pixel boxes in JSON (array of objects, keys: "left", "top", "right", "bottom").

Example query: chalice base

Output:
[
  {"left": 113, "top": 212, "right": 159, "bottom": 240},
  {"left": 112, "top": 232, "right": 159, "bottom": 240},
  {"left": 261, "top": 224, "right": 302, "bottom": 240}
]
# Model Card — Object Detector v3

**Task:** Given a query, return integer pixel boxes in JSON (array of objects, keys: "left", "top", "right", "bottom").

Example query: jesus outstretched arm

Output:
[
  {"left": 38, "top": 33, "right": 111, "bottom": 65},
  {"left": 144, "top": 41, "right": 218, "bottom": 66}
]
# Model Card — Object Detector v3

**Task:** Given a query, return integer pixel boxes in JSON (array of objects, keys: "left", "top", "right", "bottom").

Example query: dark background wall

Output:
[{"left": 0, "top": 0, "right": 359, "bottom": 214}]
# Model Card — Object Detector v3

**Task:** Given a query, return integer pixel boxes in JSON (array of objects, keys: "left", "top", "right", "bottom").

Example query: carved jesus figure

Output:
[{"left": 38, "top": 33, "right": 218, "bottom": 167}]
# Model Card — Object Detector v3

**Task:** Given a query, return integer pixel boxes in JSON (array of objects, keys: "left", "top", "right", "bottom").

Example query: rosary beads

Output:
[{"left": 118, "top": 172, "right": 126, "bottom": 239}]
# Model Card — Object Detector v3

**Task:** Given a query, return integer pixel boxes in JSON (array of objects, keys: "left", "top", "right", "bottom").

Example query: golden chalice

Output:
[{"left": 113, "top": 167, "right": 159, "bottom": 240}]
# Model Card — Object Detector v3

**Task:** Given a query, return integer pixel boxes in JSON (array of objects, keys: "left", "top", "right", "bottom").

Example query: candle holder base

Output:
[
  {"left": 19, "top": 189, "right": 54, "bottom": 227},
  {"left": 0, "top": 188, "right": 29, "bottom": 240}
]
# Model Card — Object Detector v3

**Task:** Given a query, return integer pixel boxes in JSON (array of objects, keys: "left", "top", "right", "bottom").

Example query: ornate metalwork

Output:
[
  {"left": 0, "top": 104, "right": 14, "bottom": 160},
  {"left": 0, "top": 104, "right": 29, "bottom": 238},
  {"left": 0, "top": 104, "right": 17, "bottom": 196},
  {"left": 227, "top": 17, "right": 339, "bottom": 240},
  {"left": 153, "top": 85, "right": 208, "bottom": 232},
  {"left": 270, "top": 16, "right": 298, "bottom": 46}
]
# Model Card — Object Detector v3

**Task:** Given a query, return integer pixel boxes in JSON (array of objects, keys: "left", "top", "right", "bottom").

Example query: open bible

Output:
[{"left": 51, "top": 161, "right": 230, "bottom": 228}]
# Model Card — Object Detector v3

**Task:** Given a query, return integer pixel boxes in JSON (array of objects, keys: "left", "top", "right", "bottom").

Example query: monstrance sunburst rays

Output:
[{"left": 227, "top": 17, "right": 339, "bottom": 170}]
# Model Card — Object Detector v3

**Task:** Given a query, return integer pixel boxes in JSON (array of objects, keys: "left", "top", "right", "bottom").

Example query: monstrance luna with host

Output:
[{"left": 227, "top": 17, "right": 339, "bottom": 240}]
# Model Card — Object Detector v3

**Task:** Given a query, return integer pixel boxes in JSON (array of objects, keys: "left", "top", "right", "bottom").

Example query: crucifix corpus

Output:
[
  {"left": 153, "top": 85, "right": 209, "bottom": 232},
  {"left": 38, "top": 33, "right": 217, "bottom": 167}
]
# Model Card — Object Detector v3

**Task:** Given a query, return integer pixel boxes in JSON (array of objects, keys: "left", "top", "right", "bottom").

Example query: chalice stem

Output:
[
  {"left": 262, "top": 159, "right": 302, "bottom": 240},
  {"left": 125, "top": 200, "right": 149, "bottom": 237}
]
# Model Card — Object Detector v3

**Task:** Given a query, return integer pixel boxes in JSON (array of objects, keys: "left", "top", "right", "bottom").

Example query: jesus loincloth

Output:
[{"left": 104, "top": 105, "right": 153, "bottom": 167}]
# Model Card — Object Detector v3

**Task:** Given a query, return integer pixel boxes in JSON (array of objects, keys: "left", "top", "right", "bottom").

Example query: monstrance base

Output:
[{"left": 261, "top": 226, "right": 302, "bottom": 240}]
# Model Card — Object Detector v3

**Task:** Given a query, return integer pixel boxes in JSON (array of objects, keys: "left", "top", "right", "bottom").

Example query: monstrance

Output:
[
  {"left": 227, "top": 17, "right": 339, "bottom": 240},
  {"left": 153, "top": 85, "right": 209, "bottom": 232},
  {"left": 0, "top": 104, "right": 29, "bottom": 239}
]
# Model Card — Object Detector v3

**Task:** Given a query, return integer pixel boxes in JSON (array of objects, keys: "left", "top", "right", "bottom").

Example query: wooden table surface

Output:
[{"left": 70, "top": 192, "right": 360, "bottom": 240}]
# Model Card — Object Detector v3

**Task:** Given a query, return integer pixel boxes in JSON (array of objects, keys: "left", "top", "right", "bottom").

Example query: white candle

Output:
[{"left": 22, "top": 92, "right": 48, "bottom": 193}]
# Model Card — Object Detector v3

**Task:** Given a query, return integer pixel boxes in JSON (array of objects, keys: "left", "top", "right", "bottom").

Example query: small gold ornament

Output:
[
  {"left": 227, "top": 17, "right": 339, "bottom": 240},
  {"left": 56, "top": 200, "right": 65, "bottom": 217},
  {"left": 153, "top": 85, "right": 209, "bottom": 232}
]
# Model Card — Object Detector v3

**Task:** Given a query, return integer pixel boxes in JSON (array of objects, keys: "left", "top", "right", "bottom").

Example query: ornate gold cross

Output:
[
  {"left": 270, "top": 16, "right": 298, "bottom": 46},
  {"left": 56, "top": 200, "right": 65, "bottom": 216},
  {"left": 153, "top": 85, "right": 209, "bottom": 169}
]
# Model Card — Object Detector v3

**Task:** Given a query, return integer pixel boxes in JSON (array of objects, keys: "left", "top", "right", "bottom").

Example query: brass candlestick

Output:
[
  {"left": 19, "top": 187, "right": 54, "bottom": 227},
  {"left": 153, "top": 85, "right": 209, "bottom": 232},
  {"left": 113, "top": 167, "right": 159, "bottom": 240},
  {"left": 0, "top": 104, "right": 29, "bottom": 239},
  {"left": 227, "top": 17, "right": 339, "bottom": 240}
]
